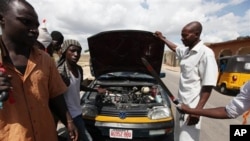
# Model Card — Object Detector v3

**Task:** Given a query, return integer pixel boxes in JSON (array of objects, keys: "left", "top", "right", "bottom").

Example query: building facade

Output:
[
  {"left": 207, "top": 37, "right": 250, "bottom": 59},
  {"left": 164, "top": 37, "right": 250, "bottom": 66}
]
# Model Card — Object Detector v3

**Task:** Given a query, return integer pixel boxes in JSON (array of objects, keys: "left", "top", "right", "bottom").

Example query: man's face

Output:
[
  {"left": 65, "top": 45, "right": 82, "bottom": 65},
  {"left": 1, "top": 1, "right": 39, "bottom": 47},
  {"left": 181, "top": 27, "right": 198, "bottom": 48}
]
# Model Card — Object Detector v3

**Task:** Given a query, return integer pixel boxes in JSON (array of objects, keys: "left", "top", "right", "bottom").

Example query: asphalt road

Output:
[{"left": 162, "top": 67, "right": 249, "bottom": 141}]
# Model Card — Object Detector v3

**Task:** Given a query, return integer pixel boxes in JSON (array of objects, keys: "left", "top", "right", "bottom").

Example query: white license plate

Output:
[{"left": 109, "top": 129, "right": 133, "bottom": 139}]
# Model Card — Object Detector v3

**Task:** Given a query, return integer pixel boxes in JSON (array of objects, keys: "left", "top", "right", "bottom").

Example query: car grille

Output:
[{"left": 100, "top": 109, "right": 148, "bottom": 117}]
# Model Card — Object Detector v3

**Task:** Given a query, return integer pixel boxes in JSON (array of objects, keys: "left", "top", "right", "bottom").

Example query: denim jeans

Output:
[{"left": 73, "top": 115, "right": 92, "bottom": 141}]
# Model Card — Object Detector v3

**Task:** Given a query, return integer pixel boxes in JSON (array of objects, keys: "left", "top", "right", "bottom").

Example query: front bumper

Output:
[{"left": 84, "top": 118, "right": 174, "bottom": 140}]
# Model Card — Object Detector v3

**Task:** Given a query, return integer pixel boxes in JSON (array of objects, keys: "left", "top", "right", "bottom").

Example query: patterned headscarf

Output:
[
  {"left": 61, "top": 39, "right": 81, "bottom": 54},
  {"left": 57, "top": 39, "right": 82, "bottom": 86}
]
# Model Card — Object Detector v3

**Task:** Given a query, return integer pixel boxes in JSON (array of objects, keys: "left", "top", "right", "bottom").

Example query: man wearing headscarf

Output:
[{"left": 57, "top": 39, "right": 106, "bottom": 141}]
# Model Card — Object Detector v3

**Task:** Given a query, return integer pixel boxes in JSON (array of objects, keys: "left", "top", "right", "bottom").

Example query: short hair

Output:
[
  {"left": 0, "top": 0, "right": 34, "bottom": 14},
  {"left": 0, "top": 0, "right": 12, "bottom": 13},
  {"left": 184, "top": 21, "right": 202, "bottom": 36},
  {"left": 51, "top": 31, "right": 64, "bottom": 45}
]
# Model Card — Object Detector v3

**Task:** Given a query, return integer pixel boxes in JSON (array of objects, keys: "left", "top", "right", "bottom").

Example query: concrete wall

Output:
[{"left": 163, "top": 51, "right": 179, "bottom": 67}]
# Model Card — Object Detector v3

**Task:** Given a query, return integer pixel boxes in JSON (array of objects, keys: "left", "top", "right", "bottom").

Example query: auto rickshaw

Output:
[{"left": 217, "top": 55, "right": 250, "bottom": 94}]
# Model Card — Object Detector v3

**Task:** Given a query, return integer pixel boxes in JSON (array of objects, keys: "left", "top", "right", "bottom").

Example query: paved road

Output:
[{"left": 162, "top": 67, "right": 249, "bottom": 141}]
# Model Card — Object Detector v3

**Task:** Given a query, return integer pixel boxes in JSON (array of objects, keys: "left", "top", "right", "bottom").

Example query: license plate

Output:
[{"left": 109, "top": 129, "right": 133, "bottom": 139}]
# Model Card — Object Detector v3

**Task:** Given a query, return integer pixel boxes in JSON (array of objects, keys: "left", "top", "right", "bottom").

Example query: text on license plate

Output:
[{"left": 109, "top": 129, "right": 133, "bottom": 139}]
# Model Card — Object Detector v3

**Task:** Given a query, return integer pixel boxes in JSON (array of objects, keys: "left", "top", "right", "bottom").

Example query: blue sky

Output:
[
  {"left": 216, "top": 0, "right": 249, "bottom": 16},
  {"left": 25, "top": 0, "right": 250, "bottom": 51}
]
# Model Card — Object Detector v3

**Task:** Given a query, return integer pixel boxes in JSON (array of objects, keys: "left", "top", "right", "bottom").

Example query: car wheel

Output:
[{"left": 220, "top": 84, "right": 227, "bottom": 94}]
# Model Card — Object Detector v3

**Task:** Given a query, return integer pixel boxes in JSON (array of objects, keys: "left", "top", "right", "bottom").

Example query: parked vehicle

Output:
[
  {"left": 217, "top": 55, "right": 250, "bottom": 94},
  {"left": 81, "top": 30, "right": 175, "bottom": 141}
]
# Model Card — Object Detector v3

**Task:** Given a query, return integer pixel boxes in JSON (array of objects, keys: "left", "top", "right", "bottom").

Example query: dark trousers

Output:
[{"left": 73, "top": 115, "right": 93, "bottom": 141}]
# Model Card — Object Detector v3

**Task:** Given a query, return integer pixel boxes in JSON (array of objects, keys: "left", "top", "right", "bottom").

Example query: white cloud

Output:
[
  {"left": 26, "top": 0, "right": 250, "bottom": 51},
  {"left": 229, "top": 0, "right": 246, "bottom": 5}
]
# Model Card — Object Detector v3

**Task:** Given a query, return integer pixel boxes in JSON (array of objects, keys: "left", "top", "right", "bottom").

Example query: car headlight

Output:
[
  {"left": 147, "top": 106, "right": 172, "bottom": 120},
  {"left": 82, "top": 104, "right": 98, "bottom": 117}
]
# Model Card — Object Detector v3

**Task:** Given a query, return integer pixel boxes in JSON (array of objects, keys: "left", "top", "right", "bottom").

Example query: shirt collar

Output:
[{"left": 190, "top": 40, "right": 204, "bottom": 53}]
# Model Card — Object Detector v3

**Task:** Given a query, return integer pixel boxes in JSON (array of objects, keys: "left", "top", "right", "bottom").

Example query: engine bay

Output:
[{"left": 88, "top": 85, "right": 164, "bottom": 107}]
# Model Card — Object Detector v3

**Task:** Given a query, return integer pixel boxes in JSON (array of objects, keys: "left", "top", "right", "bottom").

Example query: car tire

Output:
[{"left": 219, "top": 84, "right": 227, "bottom": 94}]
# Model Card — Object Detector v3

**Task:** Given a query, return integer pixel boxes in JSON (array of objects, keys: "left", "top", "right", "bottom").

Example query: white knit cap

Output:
[{"left": 37, "top": 19, "right": 52, "bottom": 48}]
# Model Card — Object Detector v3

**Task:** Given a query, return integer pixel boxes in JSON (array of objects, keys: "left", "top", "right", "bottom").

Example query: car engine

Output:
[{"left": 92, "top": 85, "right": 163, "bottom": 106}]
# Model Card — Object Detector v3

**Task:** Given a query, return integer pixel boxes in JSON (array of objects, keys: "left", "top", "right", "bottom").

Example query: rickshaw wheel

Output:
[{"left": 219, "top": 84, "right": 227, "bottom": 94}]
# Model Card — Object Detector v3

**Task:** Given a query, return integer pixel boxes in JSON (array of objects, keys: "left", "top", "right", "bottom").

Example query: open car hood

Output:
[{"left": 87, "top": 30, "right": 165, "bottom": 78}]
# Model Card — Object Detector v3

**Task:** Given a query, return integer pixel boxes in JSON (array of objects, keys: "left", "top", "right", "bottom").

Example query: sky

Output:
[{"left": 26, "top": 0, "right": 250, "bottom": 52}]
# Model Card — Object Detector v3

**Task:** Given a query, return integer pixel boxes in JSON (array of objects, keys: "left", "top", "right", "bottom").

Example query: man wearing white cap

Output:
[{"left": 37, "top": 19, "right": 54, "bottom": 56}]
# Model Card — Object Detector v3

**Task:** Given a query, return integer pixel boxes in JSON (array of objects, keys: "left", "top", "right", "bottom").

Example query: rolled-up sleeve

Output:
[{"left": 225, "top": 81, "right": 250, "bottom": 118}]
